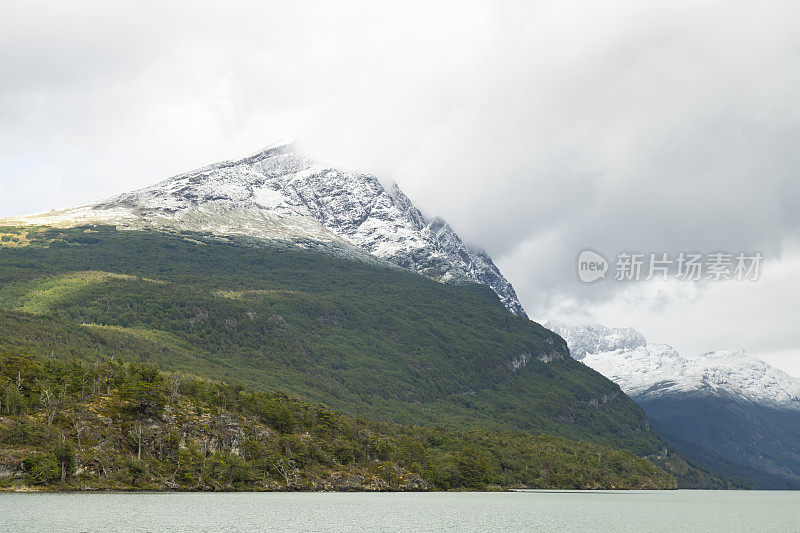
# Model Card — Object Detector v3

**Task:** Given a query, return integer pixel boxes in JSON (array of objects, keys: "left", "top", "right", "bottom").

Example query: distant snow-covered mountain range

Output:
[
  {"left": 550, "top": 323, "right": 800, "bottom": 410},
  {"left": 1, "top": 142, "right": 526, "bottom": 317},
  {"left": 549, "top": 322, "right": 800, "bottom": 488}
]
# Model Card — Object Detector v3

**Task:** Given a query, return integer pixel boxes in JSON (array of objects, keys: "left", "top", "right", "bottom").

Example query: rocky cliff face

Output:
[{"left": 3, "top": 142, "right": 526, "bottom": 316}]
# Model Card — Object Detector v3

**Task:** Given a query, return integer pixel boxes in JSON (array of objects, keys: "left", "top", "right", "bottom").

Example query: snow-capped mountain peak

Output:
[
  {"left": 555, "top": 323, "right": 647, "bottom": 359},
  {"left": 549, "top": 322, "right": 800, "bottom": 410},
  {"left": 1, "top": 143, "right": 526, "bottom": 316}
]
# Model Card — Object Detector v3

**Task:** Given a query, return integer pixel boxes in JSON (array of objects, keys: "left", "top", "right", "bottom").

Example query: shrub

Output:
[{"left": 23, "top": 454, "right": 60, "bottom": 484}]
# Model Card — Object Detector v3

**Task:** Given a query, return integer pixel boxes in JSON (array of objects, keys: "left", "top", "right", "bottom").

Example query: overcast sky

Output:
[{"left": 3, "top": 1, "right": 800, "bottom": 376}]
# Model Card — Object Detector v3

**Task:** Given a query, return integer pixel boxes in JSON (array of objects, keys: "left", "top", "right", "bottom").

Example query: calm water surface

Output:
[{"left": 1, "top": 490, "right": 798, "bottom": 532}]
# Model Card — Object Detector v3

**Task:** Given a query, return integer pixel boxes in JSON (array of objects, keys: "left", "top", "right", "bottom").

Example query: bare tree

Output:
[
  {"left": 71, "top": 411, "right": 86, "bottom": 448},
  {"left": 40, "top": 389, "right": 59, "bottom": 438},
  {"left": 275, "top": 457, "right": 298, "bottom": 488},
  {"left": 133, "top": 421, "right": 144, "bottom": 461}
]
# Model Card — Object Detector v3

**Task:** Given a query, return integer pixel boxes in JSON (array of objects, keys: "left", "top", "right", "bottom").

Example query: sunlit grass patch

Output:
[
  {"left": 212, "top": 288, "right": 301, "bottom": 300},
  {"left": 0, "top": 271, "right": 165, "bottom": 315}
]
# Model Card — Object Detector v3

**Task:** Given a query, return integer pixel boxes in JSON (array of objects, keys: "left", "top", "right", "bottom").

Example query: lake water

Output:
[{"left": 1, "top": 490, "right": 798, "bottom": 532}]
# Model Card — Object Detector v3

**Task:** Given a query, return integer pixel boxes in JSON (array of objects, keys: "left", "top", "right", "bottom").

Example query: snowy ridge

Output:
[
  {"left": 548, "top": 323, "right": 800, "bottom": 411},
  {"left": 1, "top": 143, "right": 526, "bottom": 316}
]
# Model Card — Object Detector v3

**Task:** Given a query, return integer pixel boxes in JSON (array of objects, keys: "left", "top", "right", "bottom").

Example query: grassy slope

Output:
[{"left": 0, "top": 354, "right": 675, "bottom": 491}]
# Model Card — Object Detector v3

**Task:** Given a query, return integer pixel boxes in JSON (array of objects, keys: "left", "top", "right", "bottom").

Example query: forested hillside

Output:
[
  {"left": 0, "top": 225, "right": 663, "bottom": 455},
  {"left": 0, "top": 354, "right": 675, "bottom": 491}
]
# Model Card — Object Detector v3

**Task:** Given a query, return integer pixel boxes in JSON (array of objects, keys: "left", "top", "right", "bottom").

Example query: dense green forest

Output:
[
  {"left": 0, "top": 225, "right": 735, "bottom": 488},
  {"left": 0, "top": 353, "right": 675, "bottom": 490}
]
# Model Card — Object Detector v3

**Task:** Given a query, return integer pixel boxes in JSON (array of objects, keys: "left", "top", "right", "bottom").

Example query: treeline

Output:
[{"left": 0, "top": 354, "right": 675, "bottom": 491}]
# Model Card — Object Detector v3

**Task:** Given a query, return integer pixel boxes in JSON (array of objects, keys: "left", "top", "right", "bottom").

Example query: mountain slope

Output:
[
  {"left": 1, "top": 143, "right": 526, "bottom": 317},
  {"left": 0, "top": 226, "right": 666, "bottom": 456},
  {"left": 551, "top": 323, "right": 800, "bottom": 488}
]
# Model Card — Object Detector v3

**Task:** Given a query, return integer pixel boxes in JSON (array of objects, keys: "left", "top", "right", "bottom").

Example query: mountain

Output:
[
  {"left": 0, "top": 141, "right": 677, "bottom": 451},
  {"left": 554, "top": 323, "right": 800, "bottom": 409},
  {"left": 2, "top": 142, "right": 526, "bottom": 317},
  {"left": 551, "top": 322, "right": 800, "bottom": 488},
  {"left": 1, "top": 144, "right": 739, "bottom": 487}
]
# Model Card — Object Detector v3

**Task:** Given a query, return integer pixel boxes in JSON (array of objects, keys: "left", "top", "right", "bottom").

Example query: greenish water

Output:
[{"left": 1, "top": 490, "right": 798, "bottom": 532}]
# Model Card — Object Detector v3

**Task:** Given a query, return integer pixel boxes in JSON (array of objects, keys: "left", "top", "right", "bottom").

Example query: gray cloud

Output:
[{"left": 2, "top": 0, "right": 800, "bottom": 373}]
